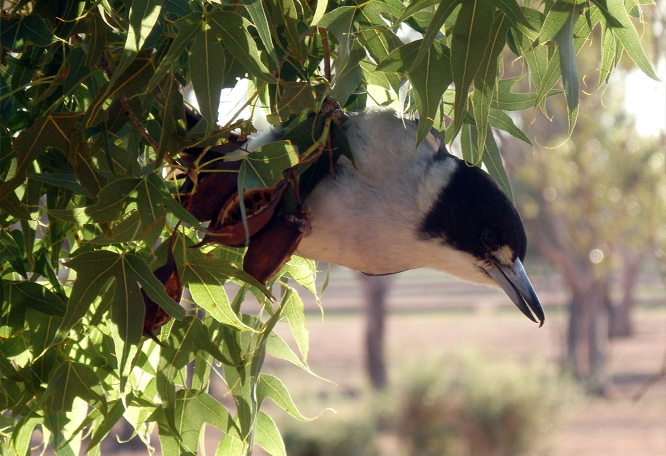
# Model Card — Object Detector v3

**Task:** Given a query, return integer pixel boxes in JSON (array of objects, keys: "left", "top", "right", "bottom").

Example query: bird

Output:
[{"left": 246, "top": 107, "right": 545, "bottom": 326}]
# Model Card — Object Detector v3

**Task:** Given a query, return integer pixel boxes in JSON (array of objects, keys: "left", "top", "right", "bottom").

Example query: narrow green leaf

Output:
[
  {"left": 282, "top": 290, "right": 309, "bottom": 363},
  {"left": 482, "top": 126, "right": 513, "bottom": 200},
  {"left": 242, "top": 0, "right": 278, "bottom": 64},
  {"left": 107, "top": 0, "right": 163, "bottom": 94},
  {"left": 255, "top": 411, "right": 286, "bottom": 456},
  {"left": 26, "top": 173, "right": 91, "bottom": 197},
  {"left": 147, "top": 12, "right": 202, "bottom": 92},
  {"left": 407, "top": 41, "right": 452, "bottom": 146},
  {"left": 488, "top": 108, "right": 531, "bottom": 145},
  {"left": 181, "top": 259, "right": 253, "bottom": 331},
  {"left": 0, "top": 230, "right": 27, "bottom": 278},
  {"left": 209, "top": 12, "right": 276, "bottom": 84},
  {"left": 189, "top": 24, "right": 226, "bottom": 135},
  {"left": 257, "top": 374, "right": 314, "bottom": 420},
  {"left": 411, "top": 0, "right": 460, "bottom": 70},
  {"left": 472, "top": 13, "right": 511, "bottom": 153},
  {"left": 606, "top": 0, "right": 659, "bottom": 80},
  {"left": 554, "top": 4, "right": 582, "bottom": 134},
  {"left": 310, "top": 0, "right": 329, "bottom": 25},
  {"left": 450, "top": 0, "right": 495, "bottom": 137},
  {"left": 536, "top": 0, "right": 576, "bottom": 45}
]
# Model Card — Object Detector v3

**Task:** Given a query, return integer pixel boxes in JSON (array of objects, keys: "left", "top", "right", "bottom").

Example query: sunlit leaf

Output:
[
  {"left": 41, "top": 361, "right": 106, "bottom": 413},
  {"left": 258, "top": 374, "right": 314, "bottom": 420},
  {"left": 255, "top": 411, "right": 286, "bottom": 456}
]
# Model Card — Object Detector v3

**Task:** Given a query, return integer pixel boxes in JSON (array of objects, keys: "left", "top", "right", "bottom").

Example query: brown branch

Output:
[{"left": 100, "top": 49, "right": 161, "bottom": 156}]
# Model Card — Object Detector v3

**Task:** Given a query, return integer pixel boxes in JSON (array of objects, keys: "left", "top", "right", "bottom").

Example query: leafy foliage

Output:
[{"left": 0, "top": 0, "right": 656, "bottom": 454}]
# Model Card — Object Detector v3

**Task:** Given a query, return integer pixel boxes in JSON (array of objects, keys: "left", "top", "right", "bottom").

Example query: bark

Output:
[{"left": 359, "top": 273, "right": 392, "bottom": 390}]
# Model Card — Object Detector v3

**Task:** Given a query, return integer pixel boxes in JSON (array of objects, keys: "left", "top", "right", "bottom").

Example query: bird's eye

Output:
[{"left": 481, "top": 230, "right": 498, "bottom": 249}]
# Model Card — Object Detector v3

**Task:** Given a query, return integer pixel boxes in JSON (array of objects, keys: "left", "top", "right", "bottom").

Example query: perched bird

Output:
[{"left": 249, "top": 107, "right": 545, "bottom": 326}]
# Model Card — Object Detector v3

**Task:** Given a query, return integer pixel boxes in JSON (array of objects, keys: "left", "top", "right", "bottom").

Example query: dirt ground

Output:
[{"left": 260, "top": 267, "right": 666, "bottom": 456}]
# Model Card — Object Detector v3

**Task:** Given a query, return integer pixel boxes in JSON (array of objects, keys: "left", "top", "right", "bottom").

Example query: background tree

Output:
[
  {"left": 506, "top": 93, "right": 664, "bottom": 393},
  {"left": 0, "top": 0, "right": 658, "bottom": 454}
]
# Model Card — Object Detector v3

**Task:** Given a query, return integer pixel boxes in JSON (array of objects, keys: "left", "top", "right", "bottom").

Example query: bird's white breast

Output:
[{"left": 295, "top": 108, "right": 476, "bottom": 276}]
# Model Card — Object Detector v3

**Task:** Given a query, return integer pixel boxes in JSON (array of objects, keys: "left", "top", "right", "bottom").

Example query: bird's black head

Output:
[
  {"left": 419, "top": 157, "right": 526, "bottom": 261},
  {"left": 419, "top": 157, "right": 545, "bottom": 326}
]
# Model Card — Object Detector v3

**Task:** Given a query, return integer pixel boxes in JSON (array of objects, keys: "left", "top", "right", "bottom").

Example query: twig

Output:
[
  {"left": 319, "top": 27, "right": 331, "bottom": 82},
  {"left": 100, "top": 49, "right": 162, "bottom": 155}
]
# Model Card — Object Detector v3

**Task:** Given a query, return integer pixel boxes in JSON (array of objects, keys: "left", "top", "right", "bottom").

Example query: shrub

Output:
[{"left": 395, "top": 353, "right": 578, "bottom": 456}]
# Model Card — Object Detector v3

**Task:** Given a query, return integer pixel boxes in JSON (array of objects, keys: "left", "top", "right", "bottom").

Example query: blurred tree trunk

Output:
[
  {"left": 608, "top": 250, "right": 645, "bottom": 338},
  {"left": 359, "top": 274, "right": 392, "bottom": 390},
  {"left": 527, "top": 207, "right": 611, "bottom": 393}
]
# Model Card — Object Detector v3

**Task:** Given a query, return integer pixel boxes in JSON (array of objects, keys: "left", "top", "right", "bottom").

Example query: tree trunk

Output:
[
  {"left": 565, "top": 280, "right": 611, "bottom": 395},
  {"left": 608, "top": 251, "right": 643, "bottom": 338},
  {"left": 359, "top": 274, "right": 392, "bottom": 390}
]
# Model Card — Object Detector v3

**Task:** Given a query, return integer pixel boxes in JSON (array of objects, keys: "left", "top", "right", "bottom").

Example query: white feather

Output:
[{"left": 293, "top": 108, "right": 494, "bottom": 285}]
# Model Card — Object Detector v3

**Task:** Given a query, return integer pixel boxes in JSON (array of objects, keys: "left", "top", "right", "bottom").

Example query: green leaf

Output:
[
  {"left": 58, "top": 250, "right": 184, "bottom": 381},
  {"left": 4, "top": 281, "right": 66, "bottom": 317},
  {"left": 411, "top": 0, "right": 460, "bottom": 70},
  {"left": 257, "top": 374, "right": 313, "bottom": 420},
  {"left": 554, "top": 3, "right": 582, "bottom": 134},
  {"left": 488, "top": 108, "right": 531, "bottom": 145},
  {"left": 377, "top": 39, "right": 452, "bottom": 145},
  {"left": 50, "top": 178, "right": 142, "bottom": 223},
  {"left": 85, "top": 399, "right": 127, "bottom": 453},
  {"left": 255, "top": 411, "right": 286, "bottom": 456},
  {"left": 215, "top": 434, "right": 247, "bottom": 456},
  {"left": 281, "top": 289, "right": 309, "bottom": 363},
  {"left": 537, "top": 0, "right": 576, "bottom": 46},
  {"left": 27, "top": 173, "right": 92, "bottom": 197},
  {"left": 269, "top": 0, "right": 302, "bottom": 59},
  {"left": 158, "top": 389, "right": 237, "bottom": 454},
  {"left": 147, "top": 12, "right": 202, "bottom": 92},
  {"left": 472, "top": 13, "right": 511, "bottom": 153},
  {"left": 0, "top": 230, "right": 27, "bottom": 278},
  {"left": 41, "top": 361, "right": 106, "bottom": 413},
  {"left": 281, "top": 256, "right": 318, "bottom": 297},
  {"left": 407, "top": 41, "right": 452, "bottom": 146},
  {"left": 606, "top": 0, "right": 659, "bottom": 80},
  {"left": 238, "top": 141, "right": 299, "bottom": 191},
  {"left": 482, "top": 126, "right": 513, "bottom": 200},
  {"left": 208, "top": 11, "right": 276, "bottom": 84},
  {"left": 2, "top": 112, "right": 84, "bottom": 198},
  {"left": 189, "top": 24, "right": 226, "bottom": 135},
  {"left": 0, "top": 14, "right": 53, "bottom": 52},
  {"left": 181, "top": 258, "right": 256, "bottom": 331},
  {"left": 277, "top": 82, "right": 316, "bottom": 122},
  {"left": 242, "top": 0, "right": 278, "bottom": 64},
  {"left": 107, "top": 0, "right": 163, "bottom": 94},
  {"left": 330, "top": 42, "right": 366, "bottom": 107},
  {"left": 450, "top": 0, "right": 496, "bottom": 137},
  {"left": 493, "top": 77, "right": 563, "bottom": 111}
]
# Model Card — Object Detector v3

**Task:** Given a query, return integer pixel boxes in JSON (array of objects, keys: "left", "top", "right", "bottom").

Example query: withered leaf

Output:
[
  {"left": 243, "top": 205, "right": 311, "bottom": 284},
  {"left": 141, "top": 242, "right": 182, "bottom": 345},
  {"left": 194, "top": 179, "right": 288, "bottom": 248}
]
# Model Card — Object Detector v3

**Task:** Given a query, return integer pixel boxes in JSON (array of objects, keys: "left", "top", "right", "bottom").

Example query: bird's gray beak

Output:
[{"left": 486, "top": 258, "right": 545, "bottom": 327}]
